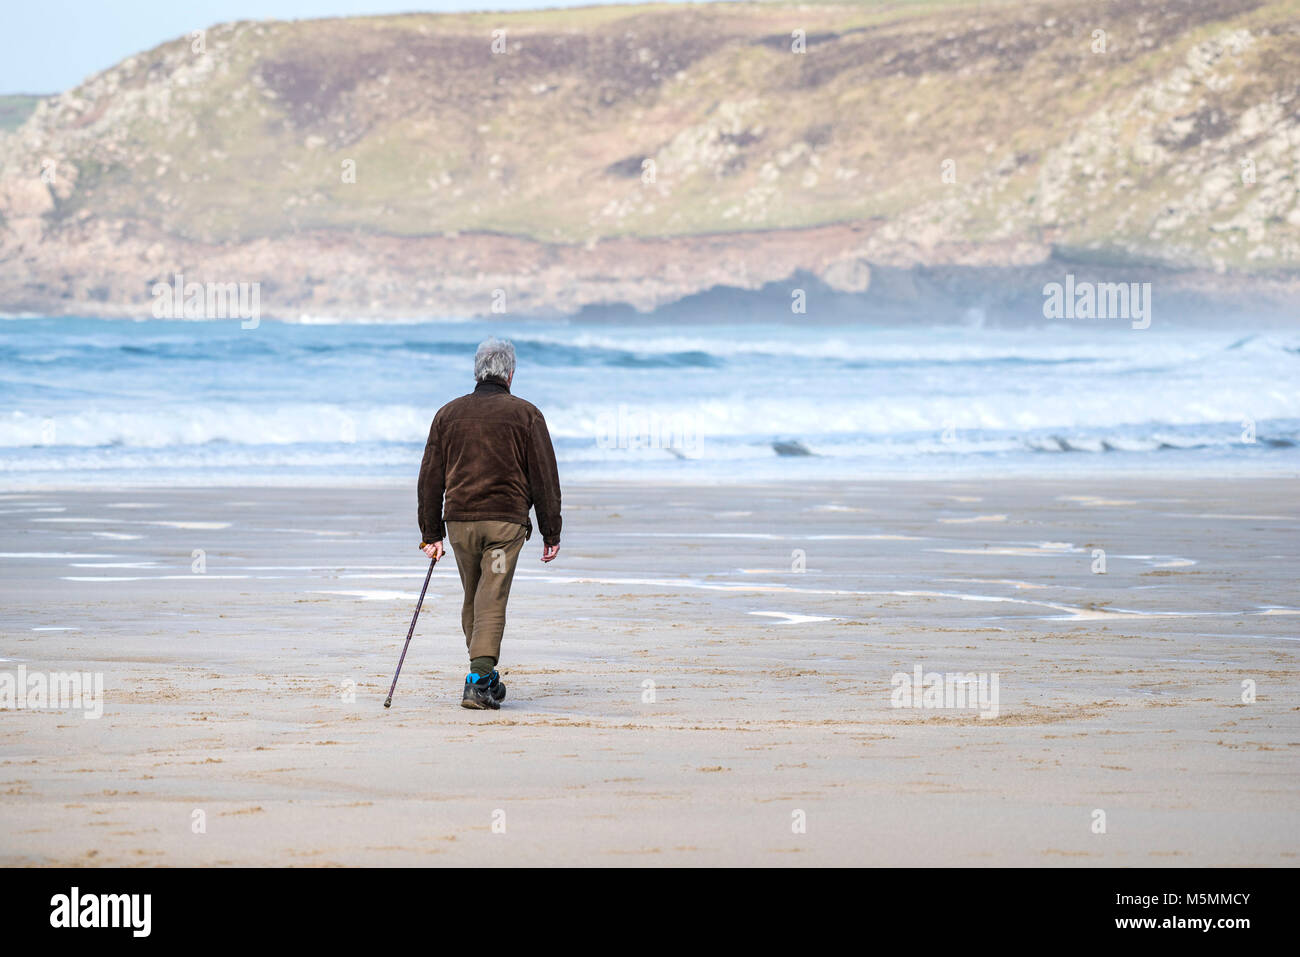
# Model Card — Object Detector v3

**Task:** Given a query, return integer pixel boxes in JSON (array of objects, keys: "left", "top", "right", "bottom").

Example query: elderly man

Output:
[{"left": 417, "top": 337, "right": 562, "bottom": 710}]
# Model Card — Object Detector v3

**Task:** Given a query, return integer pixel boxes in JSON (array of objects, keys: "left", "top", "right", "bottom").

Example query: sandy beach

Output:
[{"left": 2, "top": 477, "right": 1297, "bottom": 866}]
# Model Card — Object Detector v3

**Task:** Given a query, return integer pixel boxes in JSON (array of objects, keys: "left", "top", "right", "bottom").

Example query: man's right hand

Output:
[
  {"left": 541, "top": 543, "right": 559, "bottom": 563},
  {"left": 422, "top": 540, "right": 444, "bottom": 560}
]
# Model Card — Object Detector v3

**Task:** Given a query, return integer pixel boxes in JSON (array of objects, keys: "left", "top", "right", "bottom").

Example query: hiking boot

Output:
[
  {"left": 486, "top": 670, "right": 507, "bottom": 703},
  {"left": 461, "top": 671, "right": 502, "bottom": 710}
]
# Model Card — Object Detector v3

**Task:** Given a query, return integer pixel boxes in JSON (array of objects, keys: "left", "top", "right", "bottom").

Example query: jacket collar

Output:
[{"left": 474, "top": 377, "right": 511, "bottom": 395}]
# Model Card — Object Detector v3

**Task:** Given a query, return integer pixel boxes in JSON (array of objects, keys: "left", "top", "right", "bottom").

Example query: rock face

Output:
[{"left": 0, "top": 0, "right": 1297, "bottom": 319}]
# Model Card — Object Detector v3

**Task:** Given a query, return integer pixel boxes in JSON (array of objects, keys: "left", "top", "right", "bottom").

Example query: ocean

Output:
[{"left": 1, "top": 316, "right": 1298, "bottom": 488}]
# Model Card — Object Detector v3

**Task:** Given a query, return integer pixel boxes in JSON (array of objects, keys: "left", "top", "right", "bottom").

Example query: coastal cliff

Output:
[{"left": 1, "top": 0, "right": 1297, "bottom": 319}]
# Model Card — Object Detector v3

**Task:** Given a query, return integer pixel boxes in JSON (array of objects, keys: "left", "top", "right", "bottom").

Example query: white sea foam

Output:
[{"left": 0, "top": 552, "right": 115, "bottom": 558}]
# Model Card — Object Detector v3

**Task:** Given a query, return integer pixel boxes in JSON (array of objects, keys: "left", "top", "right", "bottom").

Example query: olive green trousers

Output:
[{"left": 445, "top": 520, "right": 527, "bottom": 663}]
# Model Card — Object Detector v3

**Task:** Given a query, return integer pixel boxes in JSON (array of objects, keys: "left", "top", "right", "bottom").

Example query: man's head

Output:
[{"left": 474, "top": 337, "right": 516, "bottom": 386}]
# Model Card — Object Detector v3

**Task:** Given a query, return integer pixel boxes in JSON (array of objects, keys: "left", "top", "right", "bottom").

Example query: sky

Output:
[{"left": 0, "top": 0, "right": 717, "bottom": 95}]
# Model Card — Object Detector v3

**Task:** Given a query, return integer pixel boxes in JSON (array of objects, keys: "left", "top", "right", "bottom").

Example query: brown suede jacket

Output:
[{"left": 417, "top": 377, "right": 563, "bottom": 548}]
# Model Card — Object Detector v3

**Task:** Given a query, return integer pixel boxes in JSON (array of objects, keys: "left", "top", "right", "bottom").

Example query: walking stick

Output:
[{"left": 383, "top": 549, "right": 438, "bottom": 709}]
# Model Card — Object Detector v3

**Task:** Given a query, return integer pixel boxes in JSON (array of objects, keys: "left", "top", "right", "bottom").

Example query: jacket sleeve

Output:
[
  {"left": 417, "top": 414, "right": 446, "bottom": 543},
  {"left": 527, "top": 410, "right": 563, "bottom": 548}
]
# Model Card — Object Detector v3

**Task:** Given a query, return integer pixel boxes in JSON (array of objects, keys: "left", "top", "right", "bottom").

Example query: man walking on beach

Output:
[{"left": 417, "top": 337, "right": 562, "bottom": 710}]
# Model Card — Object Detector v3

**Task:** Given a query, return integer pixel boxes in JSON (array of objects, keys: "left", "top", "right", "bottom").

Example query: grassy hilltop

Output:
[
  {"left": 1, "top": 0, "right": 1297, "bottom": 317},
  {"left": 0, "top": 96, "right": 43, "bottom": 133}
]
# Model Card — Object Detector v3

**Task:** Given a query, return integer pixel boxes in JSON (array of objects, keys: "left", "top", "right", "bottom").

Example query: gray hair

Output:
[{"left": 474, "top": 336, "right": 516, "bottom": 382}]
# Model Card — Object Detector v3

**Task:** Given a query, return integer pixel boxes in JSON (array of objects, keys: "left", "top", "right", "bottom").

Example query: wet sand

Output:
[{"left": 1, "top": 478, "right": 1298, "bottom": 865}]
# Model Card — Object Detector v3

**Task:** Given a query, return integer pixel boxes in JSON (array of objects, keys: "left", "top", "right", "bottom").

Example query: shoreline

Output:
[
  {"left": 3, "top": 463, "right": 1299, "bottom": 493},
  {"left": 4, "top": 254, "right": 1300, "bottom": 324}
]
